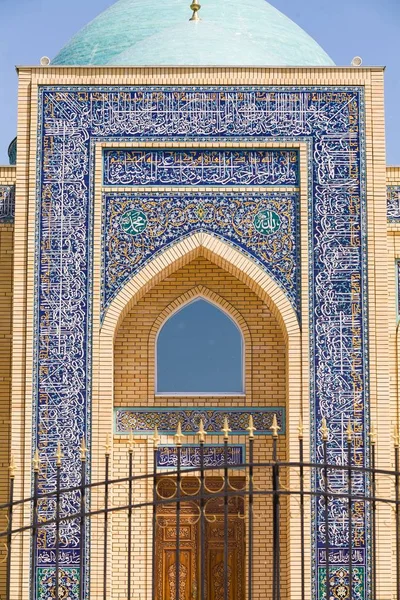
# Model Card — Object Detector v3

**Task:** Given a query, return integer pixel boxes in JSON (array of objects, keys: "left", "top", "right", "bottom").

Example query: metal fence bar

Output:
[
  {"left": 223, "top": 418, "right": 230, "bottom": 600},
  {"left": 199, "top": 420, "right": 206, "bottom": 600},
  {"left": 55, "top": 444, "right": 62, "bottom": 600},
  {"left": 371, "top": 428, "right": 377, "bottom": 600},
  {"left": 396, "top": 430, "right": 400, "bottom": 600},
  {"left": 152, "top": 427, "right": 159, "bottom": 600},
  {"left": 127, "top": 433, "right": 134, "bottom": 600},
  {"left": 30, "top": 451, "right": 39, "bottom": 600},
  {"left": 346, "top": 423, "right": 353, "bottom": 600},
  {"left": 175, "top": 424, "right": 183, "bottom": 600},
  {"left": 299, "top": 420, "right": 305, "bottom": 600},
  {"left": 6, "top": 457, "right": 15, "bottom": 600},
  {"left": 247, "top": 417, "right": 255, "bottom": 600},
  {"left": 271, "top": 416, "right": 280, "bottom": 600},
  {"left": 103, "top": 437, "right": 111, "bottom": 600},
  {"left": 322, "top": 419, "right": 330, "bottom": 600},
  {"left": 79, "top": 439, "right": 87, "bottom": 600}
]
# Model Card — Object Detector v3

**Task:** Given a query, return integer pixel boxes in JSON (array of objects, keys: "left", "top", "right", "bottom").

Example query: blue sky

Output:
[{"left": 0, "top": 0, "right": 399, "bottom": 165}]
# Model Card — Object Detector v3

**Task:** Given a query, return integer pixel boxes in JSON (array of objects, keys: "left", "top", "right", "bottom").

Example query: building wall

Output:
[
  {"left": 0, "top": 165, "right": 15, "bottom": 596},
  {"left": 7, "top": 66, "right": 388, "bottom": 600},
  {"left": 112, "top": 255, "right": 288, "bottom": 600}
]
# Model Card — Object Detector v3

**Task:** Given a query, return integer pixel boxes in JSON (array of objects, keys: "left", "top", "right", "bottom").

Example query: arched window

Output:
[{"left": 156, "top": 298, "right": 244, "bottom": 394}]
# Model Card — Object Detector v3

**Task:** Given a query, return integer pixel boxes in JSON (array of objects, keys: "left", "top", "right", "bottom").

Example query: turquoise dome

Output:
[{"left": 52, "top": 0, "right": 334, "bottom": 67}]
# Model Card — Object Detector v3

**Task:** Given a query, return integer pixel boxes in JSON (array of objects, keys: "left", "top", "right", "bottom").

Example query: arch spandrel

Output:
[{"left": 101, "top": 233, "right": 300, "bottom": 345}]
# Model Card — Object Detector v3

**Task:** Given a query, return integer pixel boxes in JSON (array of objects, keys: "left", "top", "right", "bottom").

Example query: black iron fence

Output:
[{"left": 1, "top": 417, "right": 399, "bottom": 600}]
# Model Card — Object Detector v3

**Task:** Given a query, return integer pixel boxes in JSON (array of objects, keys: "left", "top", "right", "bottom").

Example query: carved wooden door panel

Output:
[
  {"left": 206, "top": 517, "right": 245, "bottom": 600},
  {"left": 155, "top": 478, "right": 245, "bottom": 600},
  {"left": 156, "top": 517, "right": 198, "bottom": 600}
]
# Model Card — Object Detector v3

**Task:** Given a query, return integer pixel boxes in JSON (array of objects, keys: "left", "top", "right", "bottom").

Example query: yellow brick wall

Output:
[
  {"left": 112, "top": 255, "right": 288, "bottom": 600},
  {"left": 0, "top": 224, "right": 13, "bottom": 594},
  {"left": 0, "top": 166, "right": 15, "bottom": 596}
]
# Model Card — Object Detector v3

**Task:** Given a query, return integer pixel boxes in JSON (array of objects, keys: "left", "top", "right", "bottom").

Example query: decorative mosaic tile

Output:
[
  {"left": 0, "top": 185, "right": 15, "bottom": 222},
  {"left": 157, "top": 445, "right": 245, "bottom": 469},
  {"left": 103, "top": 148, "right": 299, "bottom": 187},
  {"left": 114, "top": 407, "right": 285, "bottom": 435},
  {"left": 103, "top": 190, "right": 299, "bottom": 317},
  {"left": 318, "top": 566, "right": 364, "bottom": 600},
  {"left": 387, "top": 186, "right": 400, "bottom": 221},
  {"left": 34, "top": 87, "right": 367, "bottom": 600}
]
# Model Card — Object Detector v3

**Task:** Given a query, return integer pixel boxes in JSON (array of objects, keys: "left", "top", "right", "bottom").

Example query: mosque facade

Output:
[{"left": 0, "top": 1, "right": 398, "bottom": 600}]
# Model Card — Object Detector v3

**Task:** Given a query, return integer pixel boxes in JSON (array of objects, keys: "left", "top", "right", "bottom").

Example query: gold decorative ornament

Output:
[
  {"left": 152, "top": 425, "right": 160, "bottom": 448},
  {"left": 33, "top": 449, "right": 40, "bottom": 473},
  {"left": 246, "top": 415, "right": 256, "bottom": 439},
  {"left": 346, "top": 419, "right": 353, "bottom": 444},
  {"left": 320, "top": 417, "right": 329, "bottom": 442},
  {"left": 270, "top": 414, "right": 280, "bottom": 439},
  {"left": 298, "top": 415, "right": 304, "bottom": 440},
  {"left": 56, "top": 441, "right": 63, "bottom": 467},
  {"left": 198, "top": 419, "right": 207, "bottom": 443},
  {"left": 368, "top": 423, "right": 376, "bottom": 446},
  {"left": 222, "top": 417, "right": 231, "bottom": 440},
  {"left": 394, "top": 425, "right": 400, "bottom": 449},
  {"left": 128, "top": 430, "right": 135, "bottom": 453},
  {"left": 105, "top": 434, "right": 111, "bottom": 456},
  {"left": 189, "top": 0, "right": 201, "bottom": 21},
  {"left": 174, "top": 422, "right": 185, "bottom": 447},
  {"left": 9, "top": 455, "right": 16, "bottom": 479},
  {"left": 80, "top": 437, "right": 87, "bottom": 462}
]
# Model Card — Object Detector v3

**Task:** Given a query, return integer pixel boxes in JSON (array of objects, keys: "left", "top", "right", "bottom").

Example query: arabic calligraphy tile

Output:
[
  {"left": 103, "top": 148, "right": 299, "bottom": 187},
  {"left": 0, "top": 185, "right": 15, "bottom": 222}
]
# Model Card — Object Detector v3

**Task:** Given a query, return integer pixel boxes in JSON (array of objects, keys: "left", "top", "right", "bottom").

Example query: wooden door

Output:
[
  {"left": 155, "top": 477, "right": 245, "bottom": 600},
  {"left": 205, "top": 517, "right": 245, "bottom": 600}
]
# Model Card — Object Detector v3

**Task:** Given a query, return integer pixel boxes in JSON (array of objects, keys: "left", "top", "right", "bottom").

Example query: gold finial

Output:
[
  {"left": 152, "top": 425, "right": 160, "bottom": 448},
  {"left": 346, "top": 419, "right": 353, "bottom": 444},
  {"left": 128, "top": 430, "right": 135, "bottom": 453},
  {"left": 33, "top": 449, "right": 40, "bottom": 473},
  {"left": 80, "top": 437, "right": 88, "bottom": 462},
  {"left": 105, "top": 434, "right": 111, "bottom": 457},
  {"left": 174, "top": 422, "right": 185, "bottom": 447},
  {"left": 56, "top": 442, "right": 63, "bottom": 467},
  {"left": 189, "top": 0, "right": 201, "bottom": 21},
  {"left": 246, "top": 415, "right": 256, "bottom": 439},
  {"left": 270, "top": 414, "right": 280, "bottom": 439},
  {"left": 198, "top": 419, "right": 207, "bottom": 444},
  {"left": 320, "top": 417, "right": 329, "bottom": 442},
  {"left": 9, "top": 455, "right": 16, "bottom": 479},
  {"left": 298, "top": 415, "right": 304, "bottom": 440},
  {"left": 368, "top": 423, "right": 376, "bottom": 446},
  {"left": 222, "top": 417, "right": 231, "bottom": 440},
  {"left": 394, "top": 425, "right": 400, "bottom": 449}
]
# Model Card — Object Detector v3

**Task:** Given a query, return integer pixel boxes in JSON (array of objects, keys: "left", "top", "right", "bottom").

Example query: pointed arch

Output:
[{"left": 101, "top": 232, "right": 299, "bottom": 343}]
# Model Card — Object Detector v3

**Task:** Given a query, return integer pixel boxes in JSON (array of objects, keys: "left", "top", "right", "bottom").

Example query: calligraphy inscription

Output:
[
  {"left": 253, "top": 208, "right": 281, "bottom": 235},
  {"left": 157, "top": 445, "right": 244, "bottom": 469},
  {"left": 0, "top": 185, "right": 15, "bottom": 222},
  {"left": 35, "top": 87, "right": 367, "bottom": 600},
  {"left": 103, "top": 148, "right": 299, "bottom": 187},
  {"left": 120, "top": 209, "right": 148, "bottom": 236}
]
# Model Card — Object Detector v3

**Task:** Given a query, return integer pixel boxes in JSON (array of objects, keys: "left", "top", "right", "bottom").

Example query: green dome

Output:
[{"left": 52, "top": 0, "right": 335, "bottom": 67}]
